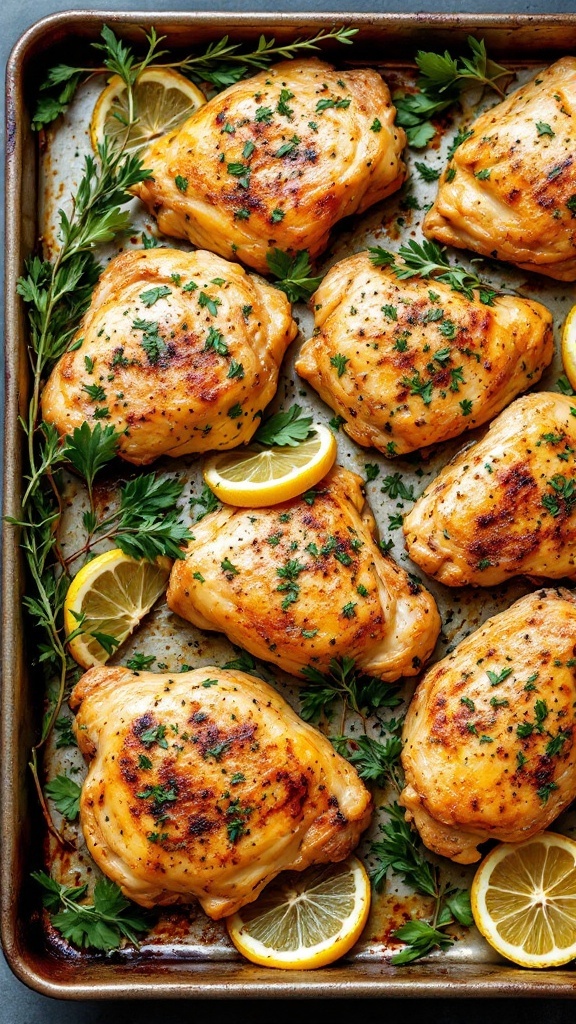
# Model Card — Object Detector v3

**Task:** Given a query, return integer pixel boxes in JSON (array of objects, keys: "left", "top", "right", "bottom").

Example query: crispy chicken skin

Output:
[
  {"left": 400, "top": 589, "right": 576, "bottom": 864},
  {"left": 41, "top": 248, "right": 297, "bottom": 464},
  {"left": 70, "top": 665, "right": 372, "bottom": 918},
  {"left": 404, "top": 392, "right": 576, "bottom": 587},
  {"left": 424, "top": 58, "right": 576, "bottom": 281},
  {"left": 295, "top": 253, "right": 553, "bottom": 455},
  {"left": 132, "top": 59, "right": 406, "bottom": 274},
  {"left": 167, "top": 466, "right": 440, "bottom": 681}
]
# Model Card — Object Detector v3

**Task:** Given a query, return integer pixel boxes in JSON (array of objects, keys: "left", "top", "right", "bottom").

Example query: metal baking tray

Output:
[{"left": 5, "top": 10, "right": 576, "bottom": 1000}]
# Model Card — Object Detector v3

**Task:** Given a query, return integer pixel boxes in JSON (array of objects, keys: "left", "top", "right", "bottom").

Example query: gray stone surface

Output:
[{"left": 2, "top": 0, "right": 576, "bottom": 1017}]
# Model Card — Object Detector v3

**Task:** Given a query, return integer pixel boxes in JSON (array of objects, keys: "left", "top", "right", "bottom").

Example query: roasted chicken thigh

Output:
[
  {"left": 42, "top": 248, "right": 297, "bottom": 464},
  {"left": 404, "top": 392, "right": 576, "bottom": 587},
  {"left": 70, "top": 665, "right": 372, "bottom": 918},
  {"left": 132, "top": 59, "right": 406, "bottom": 274},
  {"left": 424, "top": 58, "right": 576, "bottom": 281},
  {"left": 295, "top": 252, "right": 553, "bottom": 455},
  {"left": 401, "top": 588, "right": 576, "bottom": 864},
  {"left": 167, "top": 466, "right": 440, "bottom": 680}
]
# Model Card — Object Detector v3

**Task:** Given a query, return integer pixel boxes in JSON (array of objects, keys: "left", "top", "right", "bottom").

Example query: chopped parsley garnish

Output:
[{"left": 330, "top": 353, "right": 350, "bottom": 377}]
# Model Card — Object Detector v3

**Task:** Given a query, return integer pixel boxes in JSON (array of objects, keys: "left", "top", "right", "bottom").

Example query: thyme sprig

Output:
[
  {"left": 368, "top": 239, "right": 498, "bottom": 305},
  {"left": 14, "top": 119, "right": 154, "bottom": 844},
  {"left": 33, "top": 24, "right": 357, "bottom": 130}
]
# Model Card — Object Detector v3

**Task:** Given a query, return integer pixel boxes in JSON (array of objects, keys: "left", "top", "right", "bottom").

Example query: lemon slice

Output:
[
  {"left": 202, "top": 424, "right": 337, "bottom": 508},
  {"left": 471, "top": 832, "right": 576, "bottom": 968},
  {"left": 561, "top": 304, "right": 576, "bottom": 392},
  {"left": 226, "top": 856, "right": 370, "bottom": 970},
  {"left": 64, "top": 548, "right": 171, "bottom": 669},
  {"left": 90, "top": 67, "right": 206, "bottom": 156}
]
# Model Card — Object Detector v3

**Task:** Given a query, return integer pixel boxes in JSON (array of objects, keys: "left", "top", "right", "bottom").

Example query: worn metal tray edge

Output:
[{"left": 5, "top": 9, "right": 576, "bottom": 1000}]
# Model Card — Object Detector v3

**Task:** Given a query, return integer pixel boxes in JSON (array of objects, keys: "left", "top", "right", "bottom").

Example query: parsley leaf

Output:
[
  {"left": 253, "top": 404, "right": 313, "bottom": 447},
  {"left": 45, "top": 774, "right": 82, "bottom": 821},
  {"left": 265, "top": 248, "right": 323, "bottom": 302}
]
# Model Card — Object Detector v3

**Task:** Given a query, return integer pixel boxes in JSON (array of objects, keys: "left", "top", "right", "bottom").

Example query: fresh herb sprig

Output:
[
  {"left": 300, "top": 656, "right": 402, "bottom": 724},
  {"left": 13, "top": 133, "right": 154, "bottom": 842},
  {"left": 34, "top": 24, "right": 357, "bottom": 130},
  {"left": 371, "top": 803, "right": 473, "bottom": 963},
  {"left": 253, "top": 404, "right": 313, "bottom": 447},
  {"left": 44, "top": 774, "right": 82, "bottom": 821},
  {"left": 368, "top": 239, "right": 498, "bottom": 305},
  {"left": 64, "top": 472, "right": 193, "bottom": 568},
  {"left": 33, "top": 872, "right": 150, "bottom": 951},
  {"left": 394, "top": 36, "right": 512, "bottom": 148},
  {"left": 265, "top": 249, "right": 323, "bottom": 302}
]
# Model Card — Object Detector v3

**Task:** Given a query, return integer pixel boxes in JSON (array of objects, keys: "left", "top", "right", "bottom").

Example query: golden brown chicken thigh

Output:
[
  {"left": 42, "top": 248, "right": 297, "bottom": 464},
  {"left": 424, "top": 58, "right": 576, "bottom": 281},
  {"left": 295, "top": 252, "right": 553, "bottom": 455},
  {"left": 132, "top": 59, "right": 406, "bottom": 274},
  {"left": 167, "top": 466, "right": 440, "bottom": 680},
  {"left": 400, "top": 588, "right": 576, "bottom": 864},
  {"left": 404, "top": 392, "right": 576, "bottom": 587},
  {"left": 70, "top": 665, "right": 372, "bottom": 917}
]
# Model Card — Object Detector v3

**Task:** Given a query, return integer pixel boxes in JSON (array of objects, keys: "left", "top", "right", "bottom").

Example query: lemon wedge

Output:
[
  {"left": 90, "top": 67, "right": 206, "bottom": 156},
  {"left": 226, "top": 856, "right": 370, "bottom": 970},
  {"left": 202, "top": 424, "right": 337, "bottom": 508},
  {"left": 471, "top": 832, "right": 576, "bottom": 968},
  {"left": 561, "top": 304, "right": 576, "bottom": 392},
  {"left": 64, "top": 548, "right": 171, "bottom": 669}
]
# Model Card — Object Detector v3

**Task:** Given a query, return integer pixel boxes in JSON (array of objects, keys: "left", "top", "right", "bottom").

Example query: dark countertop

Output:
[{"left": 3, "top": 0, "right": 576, "bottom": 1018}]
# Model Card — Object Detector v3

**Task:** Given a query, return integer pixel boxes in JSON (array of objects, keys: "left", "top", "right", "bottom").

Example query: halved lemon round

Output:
[
  {"left": 561, "top": 304, "right": 576, "bottom": 392},
  {"left": 226, "top": 856, "right": 370, "bottom": 970},
  {"left": 203, "top": 424, "right": 337, "bottom": 508},
  {"left": 90, "top": 67, "right": 206, "bottom": 156},
  {"left": 471, "top": 832, "right": 576, "bottom": 968},
  {"left": 64, "top": 548, "right": 171, "bottom": 669}
]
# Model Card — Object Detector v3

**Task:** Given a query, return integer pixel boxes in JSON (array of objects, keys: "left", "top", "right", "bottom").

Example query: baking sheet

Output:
[{"left": 5, "top": 11, "right": 576, "bottom": 998}]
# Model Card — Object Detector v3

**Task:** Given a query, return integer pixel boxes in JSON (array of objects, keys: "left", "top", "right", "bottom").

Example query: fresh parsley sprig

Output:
[
  {"left": 33, "top": 24, "right": 357, "bottom": 130},
  {"left": 300, "top": 656, "right": 402, "bottom": 724},
  {"left": 416, "top": 36, "right": 512, "bottom": 99},
  {"left": 64, "top": 472, "right": 193, "bottom": 567},
  {"left": 332, "top": 731, "right": 404, "bottom": 793},
  {"left": 371, "top": 803, "right": 473, "bottom": 963},
  {"left": 253, "top": 404, "right": 313, "bottom": 447},
  {"left": 394, "top": 36, "right": 512, "bottom": 148},
  {"left": 368, "top": 239, "right": 497, "bottom": 305},
  {"left": 32, "top": 872, "right": 150, "bottom": 951},
  {"left": 265, "top": 249, "right": 323, "bottom": 303}
]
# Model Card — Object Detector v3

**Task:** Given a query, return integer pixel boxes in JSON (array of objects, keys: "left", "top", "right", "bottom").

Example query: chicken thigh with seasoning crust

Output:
[
  {"left": 167, "top": 466, "right": 440, "bottom": 680},
  {"left": 132, "top": 59, "right": 406, "bottom": 274},
  {"left": 401, "top": 589, "right": 576, "bottom": 864},
  {"left": 295, "top": 252, "right": 553, "bottom": 456},
  {"left": 424, "top": 58, "right": 576, "bottom": 281},
  {"left": 42, "top": 248, "right": 297, "bottom": 464},
  {"left": 404, "top": 392, "right": 576, "bottom": 587},
  {"left": 70, "top": 665, "right": 372, "bottom": 918}
]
